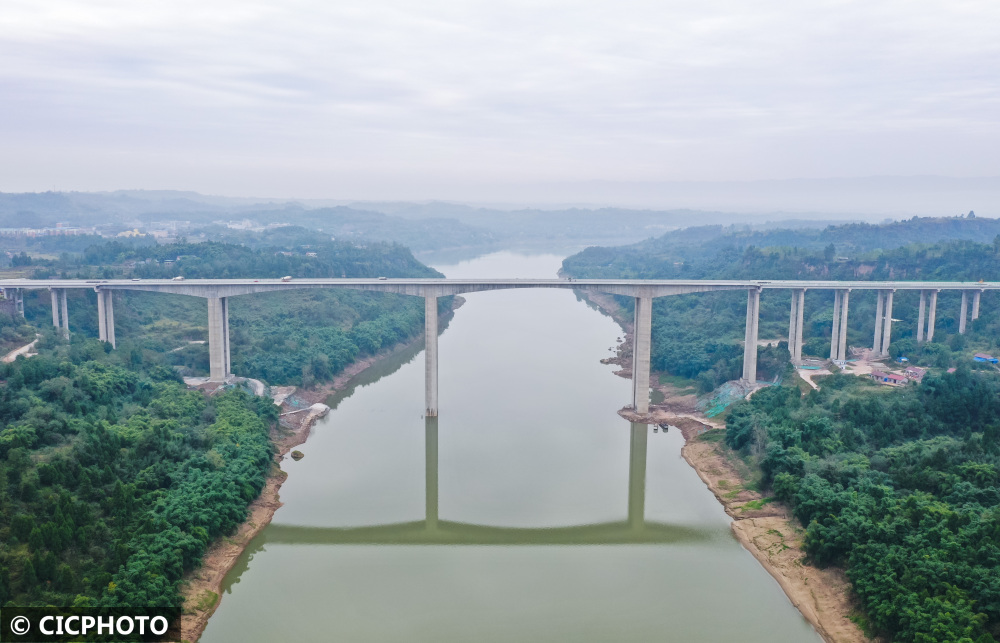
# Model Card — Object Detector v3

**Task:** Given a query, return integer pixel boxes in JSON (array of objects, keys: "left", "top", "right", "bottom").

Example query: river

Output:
[{"left": 200, "top": 251, "right": 820, "bottom": 643}]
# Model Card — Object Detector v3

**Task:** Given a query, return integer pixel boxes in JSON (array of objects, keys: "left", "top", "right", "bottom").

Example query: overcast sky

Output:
[{"left": 2, "top": 0, "right": 999, "bottom": 202}]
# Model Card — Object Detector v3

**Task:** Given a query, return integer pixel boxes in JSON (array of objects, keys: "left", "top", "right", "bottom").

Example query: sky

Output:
[{"left": 2, "top": 0, "right": 999, "bottom": 203}]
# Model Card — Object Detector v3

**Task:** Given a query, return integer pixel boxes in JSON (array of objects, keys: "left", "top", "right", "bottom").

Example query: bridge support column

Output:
[
  {"left": 425, "top": 417, "right": 438, "bottom": 530},
  {"left": 926, "top": 290, "right": 938, "bottom": 342},
  {"left": 106, "top": 291, "right": 116, "bottom": 348},
  {"left": 425, "top": 294, "right": 439, "bottom": 417},
  {"left": 632, "top": 296, "right": 652, "bottom": 413},
  {"left": 793, "top": 289, "right": 805, "bottom": 364},
  {"left": 972, "top": 290, "right": 981, "bottom": 320},
  {"left": 97, "top": 291, "right": 107, "bottom": 342},
  {"left": 97, "top": 290, "right": 116, "bottom": 348},
  {"left": 424, "top": 294, "right": 438, "bottom": 417},
  {"left": 627, "top": 422, "right": 648, "bottom": 530},
  {"left": 743, "top": 288, "right": 760, "bottom": 383},
  {"left": 880, "top": 291, "right": 893, "bottom": 357},
  {"left": 873, "top": 291, "right": 885, "bottom": 354},
  {"left": 207, "top": 297, "right": 231, "bottom": 382},
  {"left": 837, "top": 289, "right": 850, "bottom": 362},
  {"left": 959, "top": 291, "right": 969, "bottom": 334},
  {"left": 788, "top": 290, "right": 799, "bottom": 364},
  {"left": 917, "top": 290, "right": 927, "bottom": 342},
  {"left": 830, "top": 290, "right": 842, "bottom": 360},
  {"left": 51, "top": 289, "right": 60, "bottom": 328},
  {"left": 60, "top": 289, "right": 69, "bottom": 339}
]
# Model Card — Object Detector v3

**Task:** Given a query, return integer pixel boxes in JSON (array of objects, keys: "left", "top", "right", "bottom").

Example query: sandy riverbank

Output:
[
  {"left": 174, "top": 298, "right": 464, "bottom": 642},
  {"left": 577, "top": 289, "right": 868, "bottom": 643},
  {"left": 679, "top": 421, "right": 867, "bottom": 643}
]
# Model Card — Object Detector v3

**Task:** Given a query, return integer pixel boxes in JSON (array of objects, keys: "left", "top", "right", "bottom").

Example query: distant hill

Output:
[{"left": 2, "top": 190, "right": 860, "bottom": 256}]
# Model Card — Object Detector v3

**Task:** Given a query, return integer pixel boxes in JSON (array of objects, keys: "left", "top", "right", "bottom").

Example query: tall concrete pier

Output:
[
  {"left": 97, "top": 290, "right": 116, "bottom": 347},
  {"left": 880, "top": 290, "right": 893, "bottom": 356},
  {"left": 830, "top": 290, "right": 850, "bottom": 361},
  {"left": 926, "top": 290, "right": 938, "bottom": 342},
  {"left": 873, "top": 290, "right": 893, "bottom": 356},
  {"left": 632, "top": 296, "right": 653, "bottom": 413},
  {"left": 207, "top": 297, "right": 231, "bottom": 382},
  {"left": 50, "top": 289, "right": 60, "bottom": 328},
  {"left": 59, "top": 289, "right": 69, "bottom": 339},
  {"left": 743, "top": 288, "right": 760, "bottom": 383},
  {"left": 425, "top": 293, "right": 439, "bottom": 417},
  {"left": 787, "top": 289, "right": 805, "bottom": 365},
  {"left": 960, "top": 291, "right": 969, "bottom": 334}
]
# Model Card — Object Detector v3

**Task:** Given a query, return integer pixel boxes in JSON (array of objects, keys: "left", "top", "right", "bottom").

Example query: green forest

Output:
[
  {"left": 0, "top": 331, "right": 278, "bottom": 610},
  {"left": 564, "top": 220, "right": 1000, "bottom": 391},
  {"left": 566, "top": 216, "right": 1000, "bottom": 642},
  {"left": 14, "top": 239, "right": 445, "bottom": 386},
  {"left": 0, "top": 234, "right": 449, "bottom": 616},
  {"left": 725, "top": 370, "right": 1000, "bottom": 642}
]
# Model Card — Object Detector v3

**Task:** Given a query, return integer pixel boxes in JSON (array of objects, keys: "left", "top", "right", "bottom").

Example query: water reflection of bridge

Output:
[{"left": 264, "top": 421, "right": 714, "bottom": 547}]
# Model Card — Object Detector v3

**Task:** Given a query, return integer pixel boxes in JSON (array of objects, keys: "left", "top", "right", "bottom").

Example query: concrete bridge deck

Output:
[
  {"left": 0, "top": 276, "right": 992, "bottom": 417},
  {"left": 0, "top": 277, "right": 998, "bottom": 298}
]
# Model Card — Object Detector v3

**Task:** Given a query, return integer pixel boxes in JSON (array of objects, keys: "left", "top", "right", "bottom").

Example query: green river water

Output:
[{"left": 199, "top": 252, "right": 821, "bottom": 643}]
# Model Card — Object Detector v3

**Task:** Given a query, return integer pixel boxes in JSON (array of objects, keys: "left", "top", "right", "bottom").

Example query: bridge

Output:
[{"left": 0, "top": 278, "right": 994, "bottom": 416}]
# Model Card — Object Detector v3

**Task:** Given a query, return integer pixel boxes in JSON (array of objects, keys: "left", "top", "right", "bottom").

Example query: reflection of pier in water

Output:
[{"left": 264, "top": 421, "right": 712, "bottom": 547}]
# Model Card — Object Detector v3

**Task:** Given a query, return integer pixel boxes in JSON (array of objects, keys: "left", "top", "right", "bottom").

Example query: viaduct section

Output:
[{"left": 1, "top": 278, "right": 995, "bottom": 417}]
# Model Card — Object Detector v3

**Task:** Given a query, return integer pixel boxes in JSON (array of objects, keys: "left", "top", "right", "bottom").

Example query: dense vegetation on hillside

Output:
[
  {"left": 565, "top": 221, "right": 1000, "bottom": 391},
  {"left": 15, "top": 239, "right": 444, "bottom": 386},
  {"left": 726, "top": 370, "right": 1000, "bottom": 642},
  {"left": 0, "top": 232, "right": 449, "bottom": 613},
  {"left": 0, "top": 332, "right": 277, "bottom": 609},
  {"left": 567, "top": 217, "right": 1000, "bottom": 641}
]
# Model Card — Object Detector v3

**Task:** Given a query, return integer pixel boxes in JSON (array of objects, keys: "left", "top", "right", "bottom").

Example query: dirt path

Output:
[{"left": 2, "top": 337, "right": 38, "bottom": 363}]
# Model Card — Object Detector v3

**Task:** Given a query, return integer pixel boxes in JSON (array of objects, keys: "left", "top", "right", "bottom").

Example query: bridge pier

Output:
[
  {"left": 873, "top": 290, "right": 893, "bottom": 356},
  {"left": 742, "top": 288, "right": 760, "bottom": 383},
  {"left": 829, "top": 289, "right": 849, "bottom": 362},
  {"left": 207, "top": 297, "right": 231, "bottom": 382},
  {"left": 51, "top": 289, "right": 60, "bottom": 328},
  {"left": 830, "top": 290, "right": 841, "bottom": 360},
  {"left": 632, "top": 296, "right": 652, "bottom": 413},
  {"left": 873, "top": 291, "right": 885, "bottom": 354},
  {"left": 837, "top": 290, "right": 849, "bottom": 361},
  {"left": 788, "top": 290, "right": 799, "bottom": 364},
  {"left": 926, "top": 290, "right": 938, "bottom": 342},
  {"left": 59, "top": 289, "right": 69, "bottom": 339},
  {"left": 425, "top": 293, "right": 439, "bottom": 417},
  {"left": 627, "top": 422, "right": 648, "bottom": 529},
  {"left": 793, "top": 289, "right": 804, "bottom": 364},
  {"left": 880, "top": 290, "right": 893, "bottom": 356},
  {"left": 97, "top": 290, "right": 116, "bottom": 348},
  {"left": 959, "top": 291, "right": 972, "bottom": 334},
  {"left": 973, "top": 290, "right": 982, "bottom": 320}
]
